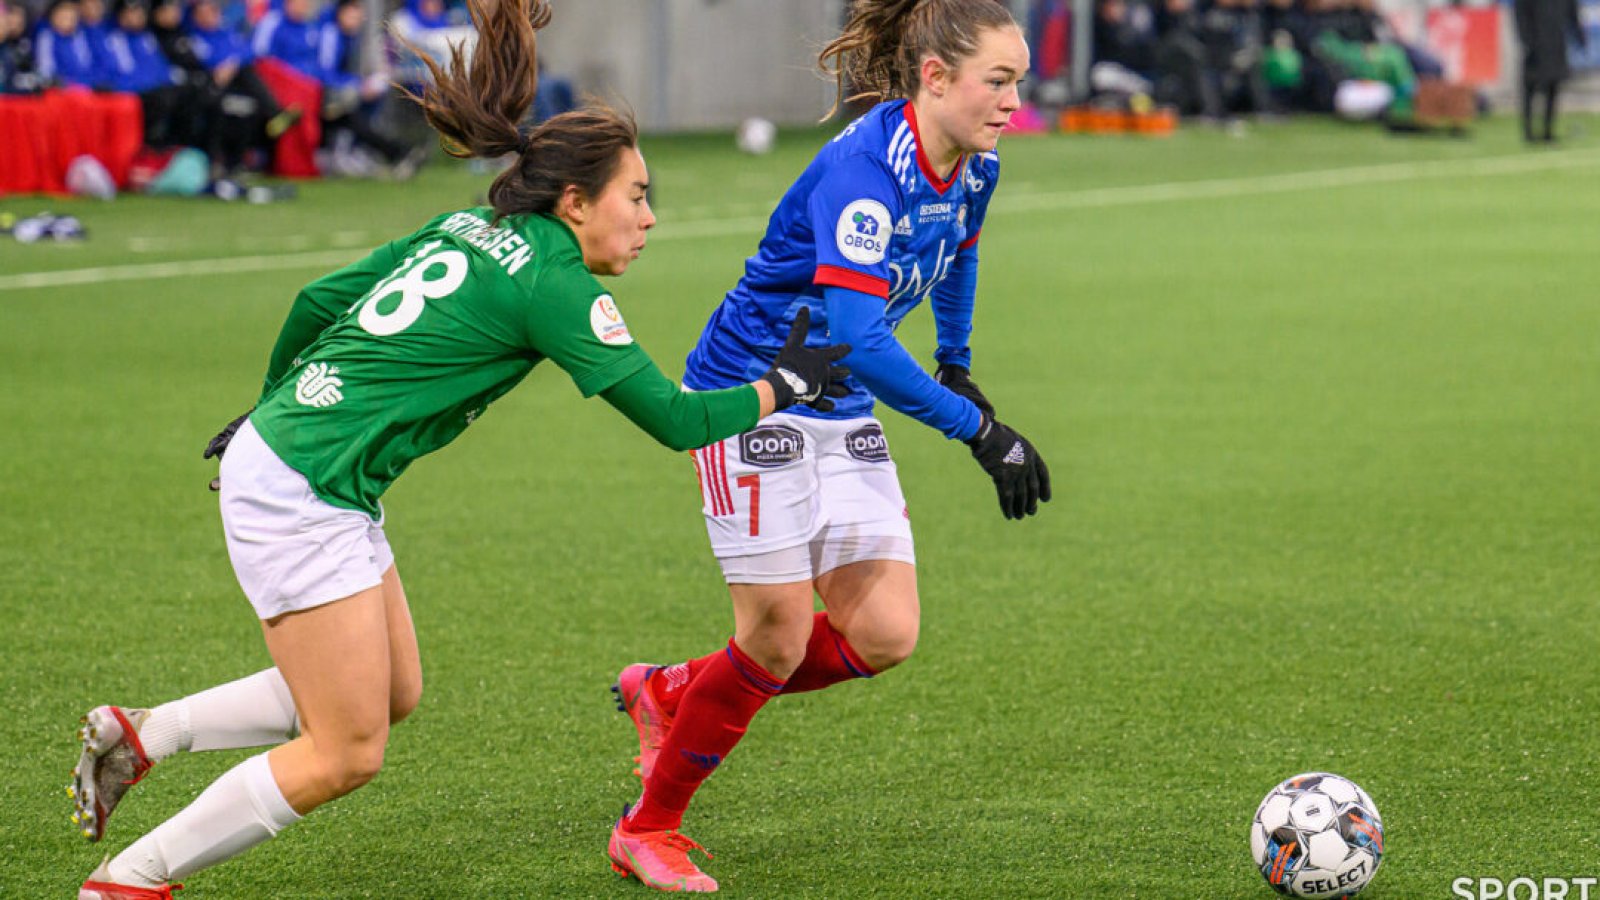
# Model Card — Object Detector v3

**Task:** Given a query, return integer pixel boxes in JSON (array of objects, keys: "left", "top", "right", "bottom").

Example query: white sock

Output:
[
  {"left": 108, "top": 752, "right": 302, "bottom": 886},
  {"left": 139, "top": 669, "right": 300, "bottom": 760}
]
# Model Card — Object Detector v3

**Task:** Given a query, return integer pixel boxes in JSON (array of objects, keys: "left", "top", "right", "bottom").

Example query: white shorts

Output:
[
  {"left": 691, "top": 413, "right": 916, "bottom": 584},
  {"left": 219, "top": 419, "right": 394, "bottom": 619}
]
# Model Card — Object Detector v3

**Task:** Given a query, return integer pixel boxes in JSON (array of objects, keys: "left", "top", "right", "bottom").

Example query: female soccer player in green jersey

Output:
[{"left": 68, "top": 1, "right": 849, "bottom": 896}]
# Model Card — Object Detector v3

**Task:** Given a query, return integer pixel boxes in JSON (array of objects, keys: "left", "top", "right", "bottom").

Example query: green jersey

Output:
[{"left": 251, "top": 208, "right": 666, "bottom": 517}]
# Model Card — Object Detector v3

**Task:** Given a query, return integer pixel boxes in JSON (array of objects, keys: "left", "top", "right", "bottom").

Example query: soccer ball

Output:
[
  {"left": 735, "top": 117, "right": 777, "bottom": 155},
  {"left": 1250, "top": 773, "right": 1384, "bottom": 899}
]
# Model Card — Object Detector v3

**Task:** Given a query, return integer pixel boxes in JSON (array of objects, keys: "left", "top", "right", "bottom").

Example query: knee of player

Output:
[
  {"left": 755, "top": 636, "right": 812, "bottom": 679},
  {"left": 737, "top": 624, "right": 812, "bottom": 680},
  {"left": 315, "top": 730, "right": 390, "bottom": 795},
  {"left": 333, "top": 743, "right": 387, "bottom": 793},
  {"left": 855, "top": 619, "right": 919, "bottom": 673}
]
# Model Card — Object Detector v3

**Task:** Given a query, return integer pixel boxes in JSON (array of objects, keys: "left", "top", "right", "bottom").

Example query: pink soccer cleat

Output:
[
  {"left": 69, "top": 706, "right": 154, "bottom": 842},
  {"left": 608, "top": 822, "right": 718, "bottom": 893},
  {"left": 79, "top": 859, "right": 181, "bottom": 899},
  {"left": 611, "top": 664, "right": 672, "bottom": 781}
]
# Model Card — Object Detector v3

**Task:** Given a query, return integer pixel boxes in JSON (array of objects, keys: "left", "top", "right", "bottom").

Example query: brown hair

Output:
[
  {"left": 818, "top": 0, "right": 1018, "bottom": 117},
  {"left": 398, "top": 0, "right": 638, "bottom": 221}
]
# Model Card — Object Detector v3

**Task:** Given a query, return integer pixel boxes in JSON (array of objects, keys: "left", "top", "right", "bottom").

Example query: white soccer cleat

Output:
[{"left": 70, "top": 706, "right": 154, "bottom": 842}]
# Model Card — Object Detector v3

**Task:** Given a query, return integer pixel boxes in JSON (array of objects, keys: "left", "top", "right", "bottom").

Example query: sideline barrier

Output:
[{"left": 0, "top": 89, "right": 143, "bottom": 196}]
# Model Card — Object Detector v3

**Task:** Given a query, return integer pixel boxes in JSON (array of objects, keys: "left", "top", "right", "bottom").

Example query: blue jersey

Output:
[
  {"left": 188, "top": 23, "right": 254, "bottom": 72},
  {"left": 251, "top": 10, "right": 321, "bottom": 80},
  {"left": 104, "top": 27, "right": 173, "bottom": 93},
  {"left": 34, "top": 25, "right": 103, "bottom": 88},
  {"left": 685, "top": 99, "right": 997, "bottom": 436}
]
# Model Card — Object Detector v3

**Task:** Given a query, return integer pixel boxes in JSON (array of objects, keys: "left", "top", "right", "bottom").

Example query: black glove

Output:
[
  {"left": 760, "top": 307, "right": 852, "bottom": 412},
  {"left": 934, "top": 363, "right": 995, "bottom": 418},
  {"left": 204, "top": 408, "right": 253, "bottom": 492},
  {"left": 966, "top": 413, "right": 1051, "bottom": 520}
]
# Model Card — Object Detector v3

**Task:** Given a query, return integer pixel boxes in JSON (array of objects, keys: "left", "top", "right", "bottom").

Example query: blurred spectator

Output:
[
  {"left": 104, "top": 0, "right": 194, "bottom": 145},
  {"left": 34, "top": 0, "right": 101, "bottom": 87},
  {"left": 148, "top": 0, "right": 199, "bottom": 69},
  {"left": 389, "top": 0, "right": 472, "bottom": 90},
  {"left": 1514, "top": 0, "right": 1586, "bottom": 142},
  {"left": 187, "top": 0, "right": 299, "bottom": 133},
  {"left": 250, "top": 0, "right": 319, "bottom": 77},
  {"left": 318, "top": 0, "right": 421, "bottom": 176},
  {"left": 1091, "top": 0, "right": 1157, "bottom": 99},
  {"left": 1154, "top": 0, "right": 1223, "bottom": 118},
  {"left": 1, "top": 2, "right": 42, "bottom": 92},
  {"left": 150, "top": 0, "right": 297, "bottom": 175},
  {"left": 1364, "top": 0, "right": 1444, "bottom": 80},
  {"left": 1309, "top": 0, "right": 1418, "bottom": 122},
  {"left": 391, "top": 0, "right": 447, "bottom": 36},
  {"left": 1199, "top": 0, "right": 1272, "bottom": 115},
  {"left": 1260, "top": 0, "right": 1311, "bottom": 108},
  {"left": 77, "top": 0, "right": 111, "bottom": 75}
]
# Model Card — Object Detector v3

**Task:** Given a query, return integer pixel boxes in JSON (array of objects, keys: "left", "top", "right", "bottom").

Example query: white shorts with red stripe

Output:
[{"left": 690, "top": 412, "right": 915, "bottom": 584}]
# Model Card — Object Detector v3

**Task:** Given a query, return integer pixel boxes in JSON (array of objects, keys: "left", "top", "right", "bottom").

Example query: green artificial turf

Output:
[{"left": 3, "top": 114, "right": 1598, "bottom": 897}]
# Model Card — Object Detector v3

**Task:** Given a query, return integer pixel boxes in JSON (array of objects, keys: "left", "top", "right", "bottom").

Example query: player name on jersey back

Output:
[{"left": 436, "top": 210, "right": 535, "bottom": 276}]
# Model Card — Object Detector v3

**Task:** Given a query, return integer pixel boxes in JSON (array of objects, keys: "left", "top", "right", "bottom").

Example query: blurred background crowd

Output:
[
  {"left": 0, "top": 0, "right": 1593, "bottom": 198},
  {"left": 0, "top": 0, "right": 578, "bottom": 191}
]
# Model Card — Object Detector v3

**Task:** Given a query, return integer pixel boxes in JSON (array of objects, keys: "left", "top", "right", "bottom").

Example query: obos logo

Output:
[
  {"left": 835, "top": 199, "right": 891, "bottom": 265},
  {"left": 589, "top": 294, "right": 633, "bottom": 346},
  {"left": 845, "top": 423, "right": 890, "bottom": 463},
  {"left": 740, "top": 425, "right": 804, "bottom": 468}
]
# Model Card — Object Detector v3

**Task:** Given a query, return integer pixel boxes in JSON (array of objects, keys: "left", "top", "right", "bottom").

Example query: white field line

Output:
[
  {"left": 3, "top": 148, "right": 1598, "bottom": 294},
  {"left": 993, "top": 148, "right": 1600, "bottom": 213}
]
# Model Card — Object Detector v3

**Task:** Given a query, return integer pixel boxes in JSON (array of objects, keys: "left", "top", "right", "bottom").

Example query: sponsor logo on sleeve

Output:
[
  {"left": 836, "top": 199, "right": 891, "bottom": 265},
  {"left": 739, "top": 424, "right": 804, "bottom": 468},
  {"left": 295, "top": 362, "right": 344, "bottom": 408},
  {"left": 589, "top": 294, "right": 634, "bottom": 346},
  {"left": 845, "top": 423, "right": 891, "bottom": 463}
]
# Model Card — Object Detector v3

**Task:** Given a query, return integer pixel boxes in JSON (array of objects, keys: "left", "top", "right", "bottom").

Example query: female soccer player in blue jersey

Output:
[
  {"left": 66, "top": 1, "right": 850, "bottom": 897},
  {"left": 609, "top": 0, "right": 1051, "bottom": 891}
]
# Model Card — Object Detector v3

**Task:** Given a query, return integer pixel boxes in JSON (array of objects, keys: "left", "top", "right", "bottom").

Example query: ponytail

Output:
[
  {"left": 398, "top": 0, "right": 639, "bottom": 222},
  {"left": 398, "top": 0, "right": 548, "bottom": 160},
  {"left": 818, "top": 0, "right": 1017, "bottom": 118}
]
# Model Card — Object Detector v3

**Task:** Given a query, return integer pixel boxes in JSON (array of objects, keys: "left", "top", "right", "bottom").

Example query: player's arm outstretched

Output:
[
  {"left": 521, "top": 266, "right": 850, "bottom": 452},
  {"left": 601, "top": 307, "right": 850, "bottom": 451}
]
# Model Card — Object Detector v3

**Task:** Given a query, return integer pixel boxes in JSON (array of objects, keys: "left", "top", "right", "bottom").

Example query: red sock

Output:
[
  {"left": 648, "top": 652, "right": 718, "bottom": 719},
  {"left": 650, "top": 613, "right": 876, "bottom": 714},
  {"left": 625, "top": 640, "right": 783, "bottom": 833},
  {"left": 781, "top": 612, "right": 877, "bottom": 694}
]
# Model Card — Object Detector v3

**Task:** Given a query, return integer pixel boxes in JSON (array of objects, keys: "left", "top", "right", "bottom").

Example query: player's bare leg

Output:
[
  {"left": 377, "top": 564, "right": 424, "bottom": 727},
  {"left": 265, "top": 568, "right": 414, "bottom": 814},
  {"left": 81, "top": 569, "right": 415, "bottom": 895},
  {"left": 72, "top": 565, "right": 419, "bottom": 849},
  {"left": 726, "top": 580, "right": 815, "bottom": 680},
  {"left": 812, "top": 559, "right": 919, "bottom": 675}
]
